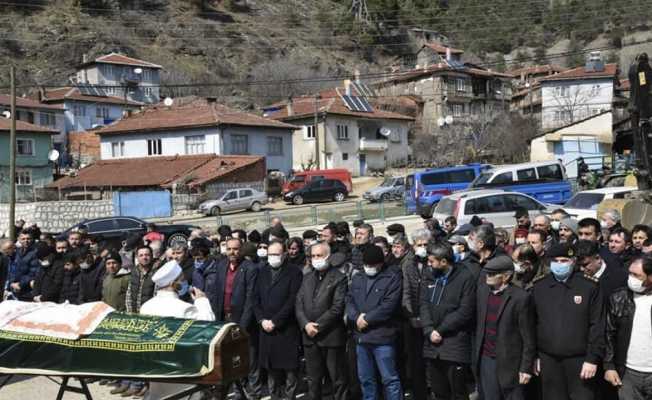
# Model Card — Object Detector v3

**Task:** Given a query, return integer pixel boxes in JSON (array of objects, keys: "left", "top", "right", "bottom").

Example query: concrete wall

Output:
[
  {"left": 0, "top": 200, "right": 114, "bottom": 234},
  {"left": 542, "top": 78, "right": 614, "bottom": 130},
  {"left": 222, "top": 126, "right": 294, "bottom": 174}
]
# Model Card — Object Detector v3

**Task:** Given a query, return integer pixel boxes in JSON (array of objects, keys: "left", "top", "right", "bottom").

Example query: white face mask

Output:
[
  {"left": 79, "top": 262, "right": 91, "bottom": 270},
  {"left": 257, "top": 248, "right": 268, "bottom": 258},
  {"left": 467, "top": 239, "right": 478, "bottom": 253},
  {"left": 312, "top": 258, "right": 328, "bottom": 271},
  {"left": 628, "top": 275, "right": 647, "bottom": 293},
  {"left": 515, "top": 237, "right": 526, "bottom": 245},
  {"left": 220, "top": 244, "right": 228, "bottom": 255},
  {"left": 268, "top": 255, "right": 283, "bottom": 268},
  {"left": 415, "top": 247, "right": 427, "bottom": 258},
  {"left": 551, "top": 220, "right": 561, "bottom": 231},
  {"left": 513, "top": 262, "right": 524, "bottom": 273},
  {"left": 364, "top": 266, "right": 379, "bottom": 276},
  {"left": 41, "top": 260, "right": 51, "bottom": 267}
]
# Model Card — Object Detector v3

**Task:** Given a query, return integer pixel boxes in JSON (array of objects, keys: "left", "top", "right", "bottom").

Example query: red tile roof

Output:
[
  {"left": 509, "top": 64, "right": 567, "bottom": 77},
  {"left": 539, "top": 63, "right": 619, "bottom": 82},
  {"left": 265, "top": 87, "right": 415, "bottom": 121},
  {"left": 96, "top": 98, "right": 298, "bottom": 135},
  {"left": 422, "top": 43, "right": 464, "bottom": 55},
  {"left": 0, "top": 118, "right": 57, "bottom": 134},
  {"left": 0, "top": 95, "right": 64, "bottom": 111},
  {"left": 80, "top": 53, "right": 163, "bottom": 69},
  {"left": 48, "top": 154, "right": 264, "bottom": 189},
  {"left": 39, "top": 87, "right": 143, "bottom": 106},
  {"left": 376, "top": 63, "right": 514, "bottom": 86}
]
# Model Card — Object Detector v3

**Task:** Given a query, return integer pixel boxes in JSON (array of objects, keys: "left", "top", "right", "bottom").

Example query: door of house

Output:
[{"left": 359, "top": 154, "right": 367, "bottom": 176}]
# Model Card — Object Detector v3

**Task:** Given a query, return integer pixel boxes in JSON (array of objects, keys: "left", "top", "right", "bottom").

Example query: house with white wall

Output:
[
  {"left": 74, "top": 53, "right": 162, "bottom": 104},
  {"left": 264, "top": 84, "right": 413, "bottom": 176},
  {"left": 94, "top": 97, "right": 297, "bottom": 174}
]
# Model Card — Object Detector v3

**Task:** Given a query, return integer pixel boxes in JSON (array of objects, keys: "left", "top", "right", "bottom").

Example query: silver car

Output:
[
  {"left": 198, "top": 188, "right": 268, "bottom": 216},
  {"left": 363, "top": 176, "right": 405, "bottom": 202}
]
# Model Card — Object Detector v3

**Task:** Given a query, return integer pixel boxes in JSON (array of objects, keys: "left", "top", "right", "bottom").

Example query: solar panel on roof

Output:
[
  {"left": 77, "top": 84, "right": 107, "bottom": 97},
  {"left": 341, "top": 95, "right": 358, "bottom": 111},
  {"left": 351, "top": 81, "right": 376, "bottom": 98},
  {"left": 357, "top": 96, "right": 373, "bottom": 112}
]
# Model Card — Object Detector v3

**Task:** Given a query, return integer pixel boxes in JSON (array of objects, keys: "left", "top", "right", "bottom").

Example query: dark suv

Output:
[
  {"left": 283, "top": 178, "right": 348, "bottom": 205},
  {"left": 59, "top": 216, "right": 199, "bottom": 248}
]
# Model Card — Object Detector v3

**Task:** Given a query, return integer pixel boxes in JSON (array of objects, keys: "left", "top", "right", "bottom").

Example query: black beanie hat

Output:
[{"left": 363, "top": 244, "right": 385, "bottom": 265}]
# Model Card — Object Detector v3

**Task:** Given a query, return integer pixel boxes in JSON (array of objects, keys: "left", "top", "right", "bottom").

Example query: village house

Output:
[
  {"left": 0, "top": 118, "right": 57, "bottom": 202},
  {"left": 86, "top": 97, "right": 297, "bottom": 174},
  {"left": 264, "top": 82, "right": 413, "bottom": 176},
  {"left": 74, "top": 53, "right": 163, "bottom": 104},
  {"left": 509, "top": 64, "right": 568, "bottom": 121}
]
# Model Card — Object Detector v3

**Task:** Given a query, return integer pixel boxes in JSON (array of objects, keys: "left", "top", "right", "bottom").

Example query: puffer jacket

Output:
[
  {"left": 13, "top": 245, "right": 40, "bottom": 299},
  {"left": 604, "top": 287, "right": 652, "bottom": 375}
]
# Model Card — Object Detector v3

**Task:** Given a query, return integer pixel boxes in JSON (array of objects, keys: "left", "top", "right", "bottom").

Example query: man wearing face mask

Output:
[
  {"left": 474, "top": 255, "right": 536, "bottom": 400},
  {"left": 401, "top": 229, "right": 430, "bottom": 400},
  {"left": 303, "top": 230, "right": 319, "bottom": 249},
  {"left": 420, "top": 242, "right": 476, "bottom": 400},
  {"left": 531, "top": 242, "right": 605, "bottom": 400},
  {"left": 510, "top": 208, "right": 531, "bottom": 246},
  {"left": 32, "top": 242, "right": 64, "bottom": 303},
  {"left": 448, "top": 235, "right": 469, "bottom": 263},
  {"left": 511, "top": 244, "right": 545, "bottom": 291},
  {"left": 78, "top": 249, "right": 105, "bottom": 303},
  {"left": 346, "top": 244, "right": 403, "bottom": 400},
  {"left": 296, "top": 242, "right": 349, "bottom": 400},
  {"left": 254, "top": 241, "right": 303, "bottom": 400},
  {"left": 604, "top": 256, "right": 652, "bottom": 400}
]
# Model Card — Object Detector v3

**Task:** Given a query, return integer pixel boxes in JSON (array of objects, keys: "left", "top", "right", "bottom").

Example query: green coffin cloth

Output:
[{"left": 0, "top": 312, "right": 228, "bottom": 378}]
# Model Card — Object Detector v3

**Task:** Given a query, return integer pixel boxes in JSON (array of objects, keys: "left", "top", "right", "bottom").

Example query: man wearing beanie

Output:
[
  {"left": 346, "top": 244, "right": 403, "bottom": 400},
  {"left": 531, "top": 242, "right": 605, "bottom": 400},
  {"left": 474, "top": 255, "right": 536, "bottom": 400},
  {"left": 101, "top": 251, "right": 131, "bottom": 311},
  {"left": 559, "top": 218, "right": 579, "bottom": 245}
]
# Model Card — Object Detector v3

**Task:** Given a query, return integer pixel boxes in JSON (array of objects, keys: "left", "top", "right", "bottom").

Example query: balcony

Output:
[
  {"left": 121, "top": 72, "right": 142, "bottom": 85},
  {"left": 359, "top": 138, "right": 388, "bottom": 152}
]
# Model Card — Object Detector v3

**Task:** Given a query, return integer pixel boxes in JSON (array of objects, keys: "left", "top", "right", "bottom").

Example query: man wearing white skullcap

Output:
[{"left": 140, "top": 260, "right": 215, "bottom": 321}]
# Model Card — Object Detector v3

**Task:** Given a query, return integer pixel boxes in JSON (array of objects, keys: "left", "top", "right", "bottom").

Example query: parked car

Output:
[
  {"left": 282, "top": 168, "right": 353, "bottom": 194},
  {"left": 470, "top": 161, "right": 572, "bottom": 204},
  {"left": 198, "top": 188, "right": 268, "bottom": 216},
  {"left": 283, "top": 179, "right": 348, "bottom": 205},
  {"left": 405, "top": 164, "right": 490, "bottom": 215},
  {"left": 59, "top": 217, "right": 199, "bottom": 248},
  {"left": 431, "top": 189, "right": 556, "bottom": 229},
  {"left": 562, "top": 187, "right": 635, "bottom": 220},
  {"left": 363, "top": 176, "right": 405, "bottom": 202}
]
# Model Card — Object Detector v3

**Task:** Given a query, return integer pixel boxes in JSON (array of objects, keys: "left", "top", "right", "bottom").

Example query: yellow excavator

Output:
[{"left": 599, "top": 53, "right": 652, "bottom": 227}]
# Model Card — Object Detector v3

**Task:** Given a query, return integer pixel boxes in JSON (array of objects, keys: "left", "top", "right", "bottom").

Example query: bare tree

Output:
[{"left": 549, "top": 85, "right": 597, "bottom": 128}]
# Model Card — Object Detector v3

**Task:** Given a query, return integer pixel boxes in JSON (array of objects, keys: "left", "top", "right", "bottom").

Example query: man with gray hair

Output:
[
  {"left": 465, "top": 224, "right": 500, "bottom": 280},
  {"left": 533, "top": 214, "right": 557, "bottom": 248},
  {"left": 170, "top": 242, "right": 194, "bottom": 285},
  {"left": 601, "top": 209, "right": 623, "bottom": 243}
]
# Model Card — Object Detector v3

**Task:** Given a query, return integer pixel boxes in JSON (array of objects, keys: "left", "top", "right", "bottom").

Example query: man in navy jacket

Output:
[
  {"left": 346, "top": 244, "right": 403, "bottom": 400},
  {"left": 11, "top": 230, "right": 40, "bottom": 300}
]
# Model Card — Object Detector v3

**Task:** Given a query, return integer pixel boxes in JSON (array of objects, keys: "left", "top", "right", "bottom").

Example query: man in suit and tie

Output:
[{"left": 296, "top": 242, "right": 349, "bottom": 400}]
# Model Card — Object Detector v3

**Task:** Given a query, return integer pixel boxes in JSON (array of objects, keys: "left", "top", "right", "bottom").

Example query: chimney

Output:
[
  {"left": 585, "top": 51, "right": 604, "bottom": 72},
  {"left": 38, "top": 87, "right": 45, "bottom": 102},
  {"left": 344, "top": 79, "right": 352, "bottom": 96},
  {"left": 354, "top": 69, "right": 361, "bottom": 83},
  {"left": 287, "top": 96, "right": 294, "bottom": 116}
]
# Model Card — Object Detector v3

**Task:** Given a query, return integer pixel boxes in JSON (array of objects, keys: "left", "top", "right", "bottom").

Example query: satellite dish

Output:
[
  {"left": 48, "top": 149, "right": 60, "bottom": 162},
  {"left": 2, "top": 111, "right": 10, "bottom": 119},
  {"left": 163, "top": 97, "right": 174, "bottom": 107},
  {"left": 445, "top": 115, "right": 454, "bottom": 125},
  {"left": 379, "top": 127, "right": 392, "bottom": 137},
  {"left": 134, "top": 68, "right": 143, "bottom": 75},
  {"left": 437, "top": 117, "right": 445, "bottom": 127}
]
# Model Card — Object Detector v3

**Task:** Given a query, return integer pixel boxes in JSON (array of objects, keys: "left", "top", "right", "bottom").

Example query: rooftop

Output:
[
  {"left": 38, "top": 87, "right": 143, "bottom": 106},
  {"left": 95, "top": 98, "right": 298, "bottom": 135},
  {"left": 421, "top": 43, "right": 464, "bottom": 55},
  {"left": 0, "top": 95, "right": 64, "bottom": 111},
  {"left": 0, "top": 118, "right": 58, "bottom": 134},
  {"left": 79, "top": 53, "right": 163, "bottom": 69},
  {"left": 509, "top": 64, "right": 568, "bottom": 78},
  {"left": 375, "top": 63, "right": 514, "bottom": 86},
  {"left": 48, "top": 154, "right": 263, "bottom": 189},
  {"left": 539, "top": 63, "right": 619, "bottom": 82}
]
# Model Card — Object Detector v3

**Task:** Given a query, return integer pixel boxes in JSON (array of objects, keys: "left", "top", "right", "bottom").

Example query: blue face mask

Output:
[
  {"left": 176, "top": 281, "right": 190, "bottom": 297},
  {"left": 550, "top": 261, "right": 573, "bottom": 281},
  {"left": 453, "top": 253, "right": 462, "bottom": 263},
  {"left": 194, "top": 260, "right": 204, "bottom": 270}
]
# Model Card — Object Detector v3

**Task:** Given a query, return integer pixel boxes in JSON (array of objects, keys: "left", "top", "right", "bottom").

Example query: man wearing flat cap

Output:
[
  {"left": 474, "top": 255, "right": 536, "bottom": 400},
  {"left": 346, "top": 244, "right": 403, "bottom": 400},
  {"left": 531, "top": 242, "right": 605, "bottom": 400}
]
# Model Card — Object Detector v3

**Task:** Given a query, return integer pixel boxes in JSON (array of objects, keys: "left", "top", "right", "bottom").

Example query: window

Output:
[
  {"left": 303, "top": 125, "right": 316, "bottom": 140},
  {"left": 516, "top": 168, "right": 537, "bottom": 181},
  {"left": 111, "top": 141, "right": 125, "bottom": 157},
  {"left": 537, "top": 164, "right": 563, "bottom": 181},
  {"left": 39, "top": 112, "right": 56, "bottom": 127},
  {"left": 185, "top": 135, "right": 206, "bottom": 155},
  {"left": 448, "top": 169, "right": 476, "bottom": 183},
  {"left": 96, "top": 107, "right": 109, "bottom": 119},
  {"left": 448, "top": 103, "right": 464, "bottom": 117},
  {"left": 554, "top": 85, "right": 569, "bottom": 97},
  {"left": 101, "top": 64, "right": 115, "bottom": 79},
  {"left": 491, "top": 172, "right": 514, "bottom": 184},
  {"left": 143, "top": 69, "right": 153, "bottom": 81},
  {"left": 73, "top": 104, "right": 86, "bottom": 117},
  {"left": 231, "top": 135, "right": 249, "bottom": 154},
  {"left": 342, "top": 153, "right": 349, "bottom": 161},
  {"left": 267, "top": 136, "right": 283, "bottom": 156},
  {"left": 15, "top": 170, "right": 32, "bottom": 186},
  {"left": 144, "top": 87, "right": 154, "bottom": 97},
  {"left": 87, "top": 219, "right": 116, "bottom": 233},
  {"left": 147, "top": 139, "right": 162, "bottom": 155},
  {"left": 337, "top": 125, "right": 349, "bottom": 140},
  {"left": 590, "top": 84, "right": 601, "bottom": 96},
  {"left": 420, "top": 172, "right": 447, "bottom": 186},
  {"left": 456, "top": 78, "right": 466, "bottom": 92},
  {"left": 239, "top": 189, "right": 253, "bottom": 198},
  {"left": 116, "top": 218, "right": 141, "bottom": 230},
  {"left": 465, "top": 196, "right": 508, "bottom": 214},
  {"left": 223, "top": 191, "right": 238, "bottom": 201},
  {"left": 16, "top": 139, "right": 34, "bottom": 156}
]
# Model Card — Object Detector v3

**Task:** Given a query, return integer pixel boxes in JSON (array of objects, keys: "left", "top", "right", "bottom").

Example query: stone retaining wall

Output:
[{"left": 0, "top": 200, "right": 114, "bottom": 234}]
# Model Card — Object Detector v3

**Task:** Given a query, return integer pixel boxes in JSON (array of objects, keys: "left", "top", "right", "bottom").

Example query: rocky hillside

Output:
[{"left": 2, "top": 0, "right": 651, "bottom": 108}]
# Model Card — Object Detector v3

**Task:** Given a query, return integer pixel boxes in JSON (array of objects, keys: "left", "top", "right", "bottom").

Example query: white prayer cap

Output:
[{"left": 152, "top": 260, "right": 182, "bottom": 288}]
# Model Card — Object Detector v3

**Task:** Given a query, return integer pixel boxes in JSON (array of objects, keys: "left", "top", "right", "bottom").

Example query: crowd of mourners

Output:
[{"left": 1, "top": 207, "right": 651, "bottom": 400}]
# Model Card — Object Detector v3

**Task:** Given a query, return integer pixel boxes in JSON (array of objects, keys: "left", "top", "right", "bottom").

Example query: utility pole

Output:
[
  {"left": 314, "top": 94, "right": 321, "bottom": 169},
  {"left": 8, "top": 66, "right": 17, "bottom": 241}
]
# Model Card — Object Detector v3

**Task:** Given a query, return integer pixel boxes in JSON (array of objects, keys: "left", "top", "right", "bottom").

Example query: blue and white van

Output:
[
  {"left": 405, "top": 164, "right": 490, "bottom": 215},
  {"left": 469, "top": 161, "right": 572, "bottom": 204}
]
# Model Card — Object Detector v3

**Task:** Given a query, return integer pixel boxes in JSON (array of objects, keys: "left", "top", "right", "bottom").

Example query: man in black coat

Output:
[
  {"left": 474, "top": 255, "right": 536, "bottom": 400},
  {"left": 202, "top": 238, "right": 260, "bottom": 400},
  {"left": 32, "top": 243, "right": 64, "bottom": 302},
  {"left": 420, "top": 242, "right": 476, "bottom": 400},
  {"left": 295, "top": 242, "right": 348, "bottom": 400},
  {"left": 576, "top": 240, "right": 627, "bottom": 299},
  {"left": 253, "top": 240, "right": 303, "bottom": 400}
]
